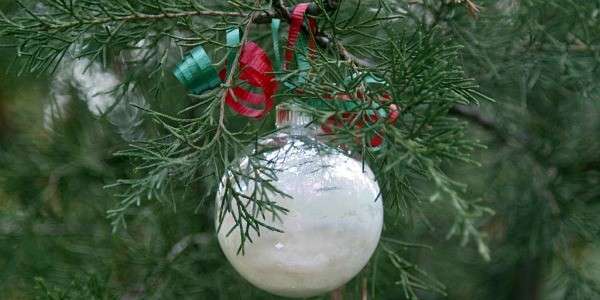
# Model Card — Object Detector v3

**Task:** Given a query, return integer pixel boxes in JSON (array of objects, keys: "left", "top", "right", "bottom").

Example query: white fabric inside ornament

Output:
[{"left": 216, "top": 104, "right": 383, "bottom": 298}]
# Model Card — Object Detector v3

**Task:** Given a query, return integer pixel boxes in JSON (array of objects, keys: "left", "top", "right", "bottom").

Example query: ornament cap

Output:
[{"left": 276, "top": 102, "right": 313, "bottom": 129}]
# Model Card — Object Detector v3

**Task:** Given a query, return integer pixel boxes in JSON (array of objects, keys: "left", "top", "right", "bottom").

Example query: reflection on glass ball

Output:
[{"left": 216, "top": 126, "right": 383, "bottom": 298}]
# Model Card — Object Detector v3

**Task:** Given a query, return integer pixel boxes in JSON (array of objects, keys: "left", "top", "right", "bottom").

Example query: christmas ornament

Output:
[
  {"left": 172, "top": 6, "right": 393, "bottom": 297},
  {"left": 216, "top": 103, "right": 383, "bottom": 298}
]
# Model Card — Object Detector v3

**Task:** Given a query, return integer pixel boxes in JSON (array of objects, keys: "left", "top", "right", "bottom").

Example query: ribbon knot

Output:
[
  {"left": 173, "top": 4, "right": 400, "bottom": 148},
  {"left": 173, "top": 29, "right": 276, "bottom": 119}
]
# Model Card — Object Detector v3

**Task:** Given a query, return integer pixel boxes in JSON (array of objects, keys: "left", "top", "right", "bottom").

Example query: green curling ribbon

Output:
[
  {"left": 271, "top": 18, "right": 311, "bottom": 89},
  {"left": 295, "top": 33, "right": 311, "bottom": 85},
  {"left": 173, "top": 46, "right": 221, "bottom": 95},
  {"left": 174, "top": 27, "right": 277, "bottom": 118},
  {"left": 226, "top": 28, "right": 241, "bottom": 73},
  {"left": 271, "top": 18, "right": 283, "bottom": 74},
  {"left": 305, "top": 99, "right": 388, "bottom": 117},
  {"left": 173, "top": 28, "right": 242, "bottom": 95},
  {"left": 298, "top": 73, "right": 393, "bottom": 119}
]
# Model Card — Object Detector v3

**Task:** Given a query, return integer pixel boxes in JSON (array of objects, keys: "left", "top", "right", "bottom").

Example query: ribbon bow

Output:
[
  {"left": 173, "top": 3, "right": 399, "bottom": 148},
  {"left": 310, "top": 75, "right": 400, "bottom": 148},
  {"left": 173, "top": 29, "right": 276, "bottom": 118}
]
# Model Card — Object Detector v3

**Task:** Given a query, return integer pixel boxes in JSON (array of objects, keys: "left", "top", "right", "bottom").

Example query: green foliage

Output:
[{"left": 34, "top": 274, "right": 116, "bottom": 300}]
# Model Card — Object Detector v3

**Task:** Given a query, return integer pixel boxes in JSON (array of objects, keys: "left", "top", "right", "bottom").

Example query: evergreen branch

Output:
[
  {"left": 2, "top": 2, "right": 495, "bottom": 296},
  {"left": 1, "top": 0, "right": 495, "bottom": 137},
  {"left": 449, "top": 104, "right": 505, "bottom": 141},
  {"left": 212, "top": 5, "right": 259, "bottom": 145},
  {"left": 26, "top": 10, "right": 248, "bottom": 30},
  {"left": 381, "top": 242, "right": 446, "bottom": 298},
  {"left": 1, "top": 1, "right": 336, "bottom": 32},
  {"left": 289, "top": 2, "right": 500, "bottom": 135}
]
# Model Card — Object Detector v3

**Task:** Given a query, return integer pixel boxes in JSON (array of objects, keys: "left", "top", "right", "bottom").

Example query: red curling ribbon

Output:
[
  {"left": 220, "top": 42, "right": 277, "bottom": 118},
  {"left": 361, "top": 103, "right": 399, "bottom": 147},
  {"left": 284, "top": 3, "right": 317, "bottom": 70},
  {"left": 321, "top": 94, "right": 399, "bottom": 148}
]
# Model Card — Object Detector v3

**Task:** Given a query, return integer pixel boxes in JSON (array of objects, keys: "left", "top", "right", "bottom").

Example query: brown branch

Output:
[
  {"left": 268, "top": 0, "right": 338, "bottom": 19},
  {"left": 449, "top": 105, "right": 505, "bottom": 141},
  {"left": 34, "top": 1, "right": 329, "bottom": 31},
  {"left": 263, "top": 1, "right": 372, "bottom": 65},
  {"left": 271, "top": 0, "right": 290, "bottom": 21},
  {"left": 42, "top": 10, "right": 247, "bottom": 30},
  {"left": 216, "top": 2, "right": 263, "bottom": 136},
  {"left": 361, "top": 277, "right": 368, "bottom": 300},
  {"left": 331, "top": 287, "right": 344, "bottom": 300},
  {"left": 167, "top": 233, "right": 212, "bottom": 262},
  {"left": 314, "top": 34, "right": 375, "bottom": 66}
]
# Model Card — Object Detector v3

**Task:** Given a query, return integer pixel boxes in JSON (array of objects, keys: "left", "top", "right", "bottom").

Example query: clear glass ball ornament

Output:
[{"left": 216, "top": 103, "right": 383, "bottom": 298}]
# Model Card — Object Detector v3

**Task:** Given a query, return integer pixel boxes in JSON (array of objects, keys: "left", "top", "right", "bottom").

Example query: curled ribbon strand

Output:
[
  {"left": 220, "top": 41, "right": 277, "bottom": 118},
  {"left": 318, "top": 93, "right": 400, "bottom": 148},
  {"left": 173, "top": 29, "right": 277, "bottom": 119},
  {"left": 173, "top": 5, "right": 400, "bottom": 147},
  {"left": 284, "top": 3, "right": 317, "bottom": 70},
  {"left": 173, "top": 46, "right": 221, "bottom": 95}
]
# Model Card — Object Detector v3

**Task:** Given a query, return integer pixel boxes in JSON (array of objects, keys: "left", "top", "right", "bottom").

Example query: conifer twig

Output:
[
  {"left": 449, "top": 105, "right": 504, "bottom": 141},
  {"left": 215, "top": 6, "right": 261, "bottom": 141},
  {"left": 8, "top": 1, "right": 331, "bottom": 31}
]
